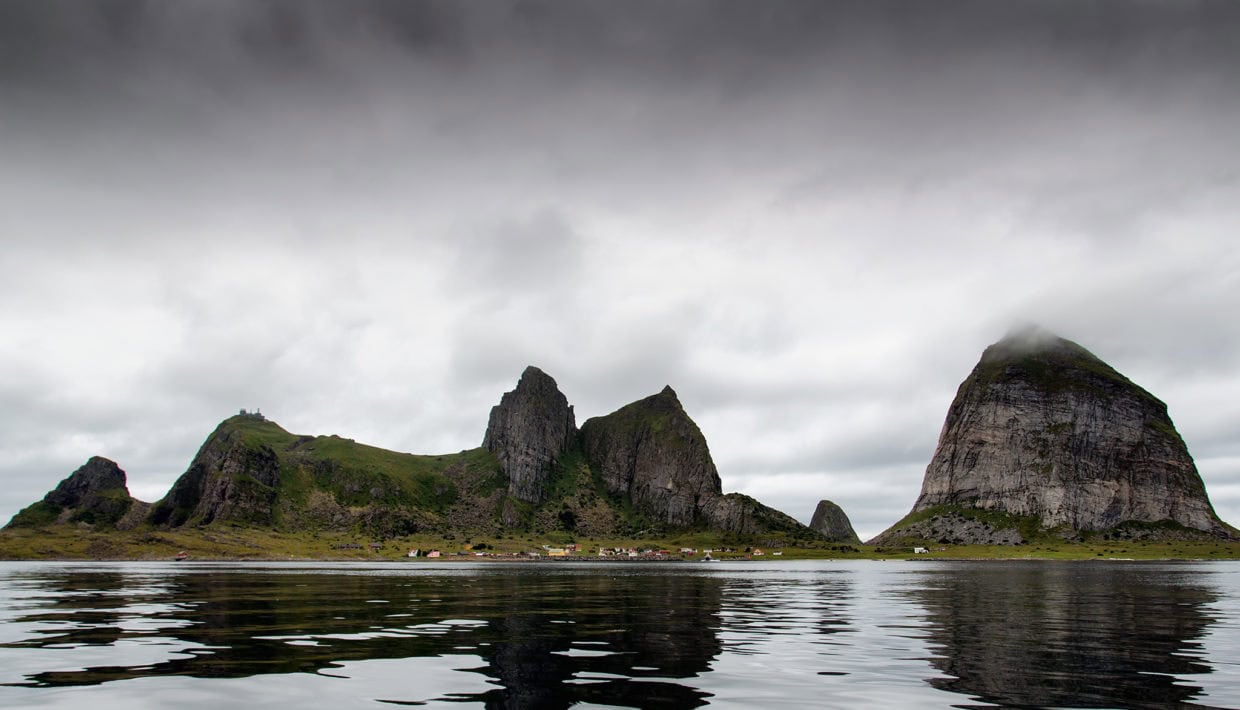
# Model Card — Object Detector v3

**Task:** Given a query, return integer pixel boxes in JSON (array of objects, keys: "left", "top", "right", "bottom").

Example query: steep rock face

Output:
[
  {"left": 895, "top": 328, "right": 1230, "bottom": 540},
  {"left": 483, "top": 366, "right": 576, "bottom": 504},
  {"left": 5, "top": 456, "right": 137, "bottom": 529},
  {"left": 579, "top": 386, "right": 723, "bottom": 527},
  {"left": 809, "top": 500, "right": 860, "bottom": 543},
  {"left": 149, "top": 418, "right": 281, "bottom": 527}
]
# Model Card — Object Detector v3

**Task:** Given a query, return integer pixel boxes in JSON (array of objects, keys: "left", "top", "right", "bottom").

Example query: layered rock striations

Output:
[
  {"left": 483, "top": 366, "right": 576, "bottom": 504},
  {"left": 876, "top": 327, "right": 1231, "bottom": 544},
  {"left": 809, "top": 499, "right": 860, "bottom": 544},
  {"left": 5, "top": 456, "right": 142, "bottom": 529}
]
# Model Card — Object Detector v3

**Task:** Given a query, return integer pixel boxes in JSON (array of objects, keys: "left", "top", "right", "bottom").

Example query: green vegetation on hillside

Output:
[
  {"left": 874, "top": 503, "right": 1234, "bottom": 550},
  {"left": 6, "top": 501, "right": 61, "bottom": 528}
]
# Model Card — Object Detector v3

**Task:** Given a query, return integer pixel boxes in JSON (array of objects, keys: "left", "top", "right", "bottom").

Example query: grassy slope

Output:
[{"left": 224, "top": 416, "right": 498, "bottom": 518}]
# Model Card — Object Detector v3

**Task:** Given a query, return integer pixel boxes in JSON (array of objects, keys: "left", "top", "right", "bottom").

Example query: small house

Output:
[{"left": 913, "top": 547, "right": 929, "bottom": 554}]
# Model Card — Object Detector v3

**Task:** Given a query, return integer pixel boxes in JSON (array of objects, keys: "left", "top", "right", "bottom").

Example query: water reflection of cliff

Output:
[
  {"left": 904, "top": 563, "right": 1220, "bottom": 709},
  {"left": 3, "top": 566, "right": 724, "bottom": 708}
]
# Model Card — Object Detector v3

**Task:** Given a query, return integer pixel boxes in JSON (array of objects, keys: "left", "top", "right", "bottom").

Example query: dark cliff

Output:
[
  {"left": 874, "top": 328, "right": 1232, "bottom": 544},
  {"left": 577, "top": 385, "right": 811, "bottom": 537},
  {"left": 149, "top": 417, "right": 282, "bottom": 527},
  {"left": 483, "top": 366, "right": 576, "bottom": 504},
  {"left": 5, "top": 456, "right": 142, "bottom": 529},
  {"left": 579, "top": 386, "right": 723, "bottom": 527}
]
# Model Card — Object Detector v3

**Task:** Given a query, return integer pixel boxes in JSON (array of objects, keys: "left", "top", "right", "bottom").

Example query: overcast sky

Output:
[{"left": 2, "top": 0, "right": 1238, "bottom": 540}]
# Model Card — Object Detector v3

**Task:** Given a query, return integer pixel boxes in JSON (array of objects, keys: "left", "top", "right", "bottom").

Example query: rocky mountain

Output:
[
  {"left": 144, "top": 411, "right": 495, "bottom": 538},
  {"left": 148, "top": 417, "right": 283, "bottom": 527},
  {"left": 809, "top": 500, "right": 860, "bottom": 544},
  {"left": 579, "top": 385, "right": 808, "bottom": 536},
  {"left": 7, "top": 369, "right": 815, "bottom": 542},
  {"left": 873, "top": 327, "right": 1233, "bottom": 545},
  {"left": 5, "top": 456, "right": 146, "bottom": 530},
  {"left": 482, "top": 366, "right": 576, "bottom": 505},
  {"left": 580, "top": 386, "right": 722, "bottom": 527}
]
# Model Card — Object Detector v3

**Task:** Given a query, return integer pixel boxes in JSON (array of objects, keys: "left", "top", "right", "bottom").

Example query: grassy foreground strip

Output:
[{"left": 2, "top": 525, "right": 1239, "bottom": 561}]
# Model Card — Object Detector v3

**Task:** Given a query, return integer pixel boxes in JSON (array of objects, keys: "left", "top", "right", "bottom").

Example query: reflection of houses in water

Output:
[{"left": 904, "top": 564, "right": 1220, "bottom": 708}]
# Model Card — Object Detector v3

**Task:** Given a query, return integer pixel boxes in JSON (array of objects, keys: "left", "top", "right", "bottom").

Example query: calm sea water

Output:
[{"left": 1, "top": 560, "right": 1239, "bottom": 709}]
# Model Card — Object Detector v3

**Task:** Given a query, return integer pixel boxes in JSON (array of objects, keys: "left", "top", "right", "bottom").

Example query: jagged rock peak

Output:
[
  {"left": 659, "top": 384, "right": 678, "bottom": 398},
  {"left": 45, "top": 457, "right": 129, "bottom": 508},
  {"left": 579, "top": 387, "right": 722, "bottom": 527},
  {"left": 882, "top": 329, "right": 1231, "bottom": 543},
  {"left": 809, "top": 499, "right": 860, "bottom": 544},
  {"left": 4, "top": 456, "right": 139, "bottom": 530},
  {"left": 483, "top": 366, "right": 576, "bottom": 505}
]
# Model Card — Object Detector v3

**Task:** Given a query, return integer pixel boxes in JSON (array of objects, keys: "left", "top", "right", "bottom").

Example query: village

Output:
[{"left": 397, "top": 543, "right": 785, "bottom": 561}]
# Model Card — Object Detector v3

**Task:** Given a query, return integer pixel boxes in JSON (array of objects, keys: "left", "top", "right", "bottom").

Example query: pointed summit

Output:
[
  {"left": 5, "top": 456, "right": 140, "bottom": 529},
  {"left": 483, "top": 366, "right": 576, "bottom": 504},
  {"left": 579, "top": 386, "right": 722, "bottom": 527}
]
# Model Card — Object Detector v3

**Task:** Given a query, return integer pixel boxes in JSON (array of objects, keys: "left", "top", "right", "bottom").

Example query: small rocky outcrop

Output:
[
  {"left": 702, "top": 493, "right": 807, "bottom": 535},
  {"left": 876, "top": 327, "right": 1232, "bottom": 544},
  {"left": 809, "top": 500, "right": 861, "bottom": 543},
  {"left": 579, "top": 386, "right": 723, "bottom": 527},
  {"left": 149, "top": 419, "right": 281, "bottom": 527},
  {"left": 483, "top": 366, "right": 576, "bottom": 504},
  {"left": 5, "top": 456, "right": 138, "bottom": 529}
]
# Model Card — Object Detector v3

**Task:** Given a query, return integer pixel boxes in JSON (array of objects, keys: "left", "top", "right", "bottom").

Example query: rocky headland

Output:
[{"left": 6, "top": 368, "right": 818, "bottom": 545}]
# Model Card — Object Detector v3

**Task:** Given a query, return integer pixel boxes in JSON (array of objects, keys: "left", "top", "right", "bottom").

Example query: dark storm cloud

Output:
[{"left": 7, "top": 1, "right": 1240, "bottom": 93}]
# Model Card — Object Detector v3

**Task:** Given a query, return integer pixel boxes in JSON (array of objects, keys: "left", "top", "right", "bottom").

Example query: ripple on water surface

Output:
[{"left": 0, "top": 560, "right": 1238, "bottom": 709}]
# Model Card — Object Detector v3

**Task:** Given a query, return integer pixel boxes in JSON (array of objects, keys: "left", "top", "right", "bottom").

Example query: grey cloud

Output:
[
  {"left": 2, "top": 1, "right": 1238, "bottom": 535},
  {"left": 454, "top": 209, "right": 584, "bottom": 296}
]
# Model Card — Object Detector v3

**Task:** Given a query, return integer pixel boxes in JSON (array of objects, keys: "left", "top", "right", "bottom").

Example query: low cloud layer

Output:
[{"left": 2, "top": 1, "right": 1238, "bottom": 539}]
